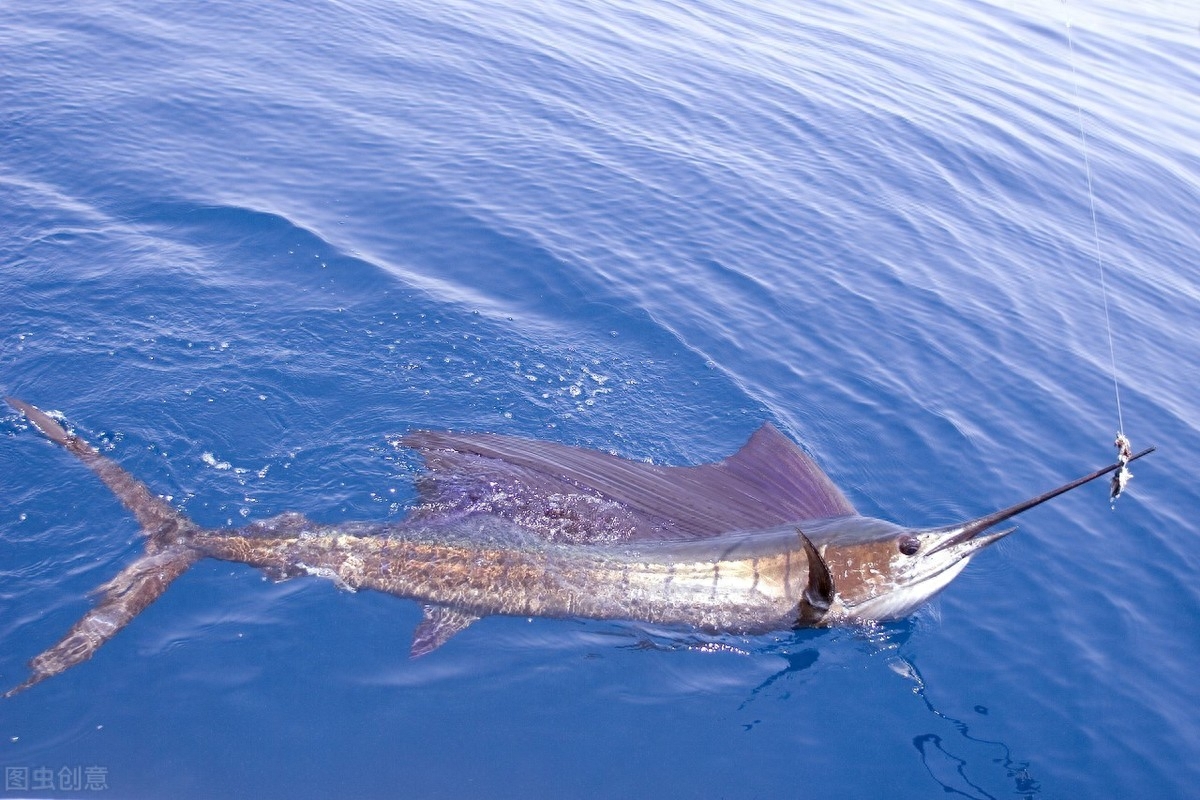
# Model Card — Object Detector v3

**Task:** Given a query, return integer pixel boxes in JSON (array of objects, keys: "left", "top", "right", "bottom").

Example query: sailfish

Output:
[{"left": 3, "top": 398, "right": 1152, "bottom": 695}]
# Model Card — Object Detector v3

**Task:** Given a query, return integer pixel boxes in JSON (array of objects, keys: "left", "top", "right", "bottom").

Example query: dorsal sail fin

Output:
[{"left": 402, "top": 423, "right": 855, "bottom": 541}]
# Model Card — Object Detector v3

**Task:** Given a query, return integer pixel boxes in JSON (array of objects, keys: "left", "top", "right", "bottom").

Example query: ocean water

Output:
[{"left": 2, "top": 0, "right": 1197, "bottom": 797}]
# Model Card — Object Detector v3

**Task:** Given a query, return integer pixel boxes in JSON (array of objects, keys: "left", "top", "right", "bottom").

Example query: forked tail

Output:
[{"left": 5, "top": 399, "right": 201, "bottom": 696}]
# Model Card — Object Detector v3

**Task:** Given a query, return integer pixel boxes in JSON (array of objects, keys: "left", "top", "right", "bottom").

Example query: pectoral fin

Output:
[
  {"left": 410, "top": 605, "right": 480, "bottom": 658},
  {"left": 795, "top": 528, "right": 835, "bottom": 626}
]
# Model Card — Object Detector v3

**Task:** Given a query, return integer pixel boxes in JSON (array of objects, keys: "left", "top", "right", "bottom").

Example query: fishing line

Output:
[{"left": 1060, "top": 1, "right": 1134, "bottom": 501}]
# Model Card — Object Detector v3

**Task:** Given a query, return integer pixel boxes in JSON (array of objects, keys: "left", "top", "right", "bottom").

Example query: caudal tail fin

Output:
[{"left": 5, "top": 398, "right": 201, "bottom": 696}]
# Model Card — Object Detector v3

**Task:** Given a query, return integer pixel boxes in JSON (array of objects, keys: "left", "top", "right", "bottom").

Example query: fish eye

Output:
[{"left": 898, "top": 535, "right": 921, "bottom": 556}]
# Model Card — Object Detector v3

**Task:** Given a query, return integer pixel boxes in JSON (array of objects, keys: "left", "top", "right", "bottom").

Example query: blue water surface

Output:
[{"left": 2, "top": 1, "right": 1198, "bottom": 797}]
